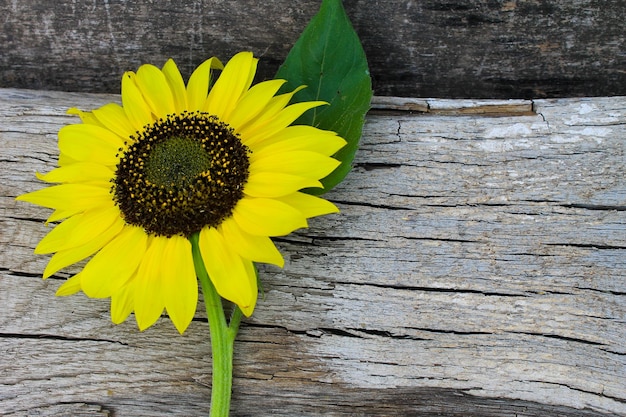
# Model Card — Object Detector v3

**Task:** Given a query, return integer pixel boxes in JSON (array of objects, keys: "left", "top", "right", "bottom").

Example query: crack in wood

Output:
[
  {"left": 0, "top": 332, "right": 128, "bottom": 346},
  {"left": 333, "top": 280, "right": 530, "bottom": 298},
  {"left": 4, "top": 402, "right": 111, "bottom": 417},
  {"left": 406, "top": 327, "right": 494, "bottom": 336},
  {"left": 392, "top": 235, "right": 478, "bottom": 244},
  {"left": 331, "top": 199, "right": 413, "bottom": 211},
  {"left": 508, "top": 331, "right": 606, "bottom": 347},
  {"left": 575, "top": 287, "right": 626, "bottom": 296},
  {"left": 560, "top": 203, "right": 626, "bottom": 212},
  {"left": 355, "top": 162, "right": 404, "bottom": 171},
  {"left": 523, "top": 380, "right": 626, "bottom": 404},
  {"left": 546, "top": 243, "right": 626, "bottom": 251}
]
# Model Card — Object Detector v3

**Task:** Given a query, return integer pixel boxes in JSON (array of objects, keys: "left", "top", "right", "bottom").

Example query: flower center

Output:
[
  {"left": 112, "top": 112, "right": 250, "bottom": 237},
  {"left": 144, "top": 136, "right": 213, "bottom": 190}
]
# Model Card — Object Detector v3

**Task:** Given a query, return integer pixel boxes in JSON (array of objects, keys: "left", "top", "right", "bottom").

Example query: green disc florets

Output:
[{"left": 112, "top": 112, "right": 250, "bottom": 237}]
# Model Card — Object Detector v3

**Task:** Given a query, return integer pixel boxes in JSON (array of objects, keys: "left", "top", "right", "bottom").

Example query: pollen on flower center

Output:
[{"left": 112, "top": 112, "right": 250, "bottom": 237}]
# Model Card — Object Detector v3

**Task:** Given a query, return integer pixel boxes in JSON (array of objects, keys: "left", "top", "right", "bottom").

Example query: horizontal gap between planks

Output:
[{"left": 370, "top": 96, "right": 534, "bottom": 116}]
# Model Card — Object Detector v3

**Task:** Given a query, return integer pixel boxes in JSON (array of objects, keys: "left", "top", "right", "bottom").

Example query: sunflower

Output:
[{"left": 17, "top": 52, "right": 345, "bottom": 334}]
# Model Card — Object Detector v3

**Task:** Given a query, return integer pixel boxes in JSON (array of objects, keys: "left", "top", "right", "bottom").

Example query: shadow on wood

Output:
[{"left": 1, "top": 88, "right": 625, "bottom": 416}]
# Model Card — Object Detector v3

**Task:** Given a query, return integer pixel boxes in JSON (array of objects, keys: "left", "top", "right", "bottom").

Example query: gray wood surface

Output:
[
  {"left": 1, "top": 0, "right": 624, "bottom": 98},
  {"left": 1, "top": 88, "right": 625, "bottom": 416}
]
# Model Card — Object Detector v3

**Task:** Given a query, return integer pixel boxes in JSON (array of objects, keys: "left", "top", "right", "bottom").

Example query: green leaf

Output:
[{"left": 276, "top": 0, "right": 372, "bottom": 195}]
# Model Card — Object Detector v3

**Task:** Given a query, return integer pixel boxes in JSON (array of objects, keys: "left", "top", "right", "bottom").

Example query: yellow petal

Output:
[
  {"left": 239, "top": 101, "right": 326, "bottom": 148},
  {"left": 245, "top": 172, "right": 322, "bottom": 198},
  {"left": 219, "top": 217, "right": 284, "bottom": 267},
  {"left": 233, "top": 197, "right": 307, "bottom": 236},
  {"left": 42, "top": 216, "right": 125, "bottom": 278},
  {"left": 186, "top": 57, "right": 224, "bottom": 112},
  {"left": 46, "top": 209, "right": 77, "bottom": 223},
  {"left": 35, "top": 205, "right": 121, "bottom": 254},
  {"left": 121, "top": 71, "right": 153, "bottom": 130},
  {"left": 252, "top": 126, "right": 346, "bottom": 156},
  {"left": 111, "top": 279, "right": 135, "bottom": 324},
  {"left": 205, "top": 52, "right": 258, "bottom": 120},
  {"left": 133, "top": 236, "right": 168, "bottom": 331},
  {"left": 135, "top": 64, "right": 176, "bottom": 118},
  {"left": 92, "top": 103, "right": 136, "bottom": 140},
  {"left": 36, "top": 163, "right": 113, "bottom": 184},
  {"left": 234, "top": 86, "right": 305, "bottom": 141},
  {"left": 226, "top": 79, "right": 286, "bottom": 130},
  {"left": 55, "top": 274, "right": 82, "bottom": 296},
  {"left": 162, "top": 59, "right": 188, "bottom": 112},
  {"left": 250, "top": 151, "right": 340, "bottom": 180},
  {"left": 17, "top": 183, "right": 112, "bottom": 212},
  {"left": 199, "top": 227, "right": 257, "bottom": 315},
  {"left": 162, "top": 235, "right": 197, "bottom": 334},
  {"left": 58, "top": 152, "right": 78, "bottom": 167},
  {"left": 239, "top": 260, "right": 257, "bottom": 317},
  {"left": 67, "top": 108, "right": 104, "bottom": 127},
  {"left": 275, "top": 192, "right": 340, "bottom": 218},
  {"left": 58, "top": 124, "right": 123, "bottom": 166},
  {"left": 80, "top": 225, "right": 148, "bottom": 298}
]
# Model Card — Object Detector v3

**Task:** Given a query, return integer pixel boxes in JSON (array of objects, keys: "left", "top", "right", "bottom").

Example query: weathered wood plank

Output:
[
  {"left": 0, "top": 1, "right": 624, "bottom": 98},
  {"left": 1, "top": 88, "right": 625, "bottom": 416}
]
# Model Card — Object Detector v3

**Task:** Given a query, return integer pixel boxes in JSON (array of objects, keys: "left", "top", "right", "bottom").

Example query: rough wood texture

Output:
[
  {"left": 1, "top": 0, "right": 625, "bottom": 98},
  {"left": 1, "top": 88, "right": 625, "bottom": 416}
]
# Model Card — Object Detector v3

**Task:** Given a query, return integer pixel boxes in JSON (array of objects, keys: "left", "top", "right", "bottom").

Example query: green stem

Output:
[{"left": 190, "top": 233, "right": 241, "bottom": 417}]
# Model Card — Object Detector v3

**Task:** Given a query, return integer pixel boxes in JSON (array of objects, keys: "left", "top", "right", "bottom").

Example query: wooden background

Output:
[
  {"left": 0, "top": 0, "right": 625, "bottom": 98},
  {"left": 2, "top": 89, "right": 625, "bottom": 416},
  {"left": 1, "top": 0, "right": 626, "bottom": 416}
]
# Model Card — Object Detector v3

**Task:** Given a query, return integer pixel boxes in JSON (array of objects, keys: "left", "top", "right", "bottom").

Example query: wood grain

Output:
[
  {"left": 0, "top": 1, "right": 624, "bottom": 98},
  {"left": 1, "top": 88, "right": 625, "bottom": 416}
]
